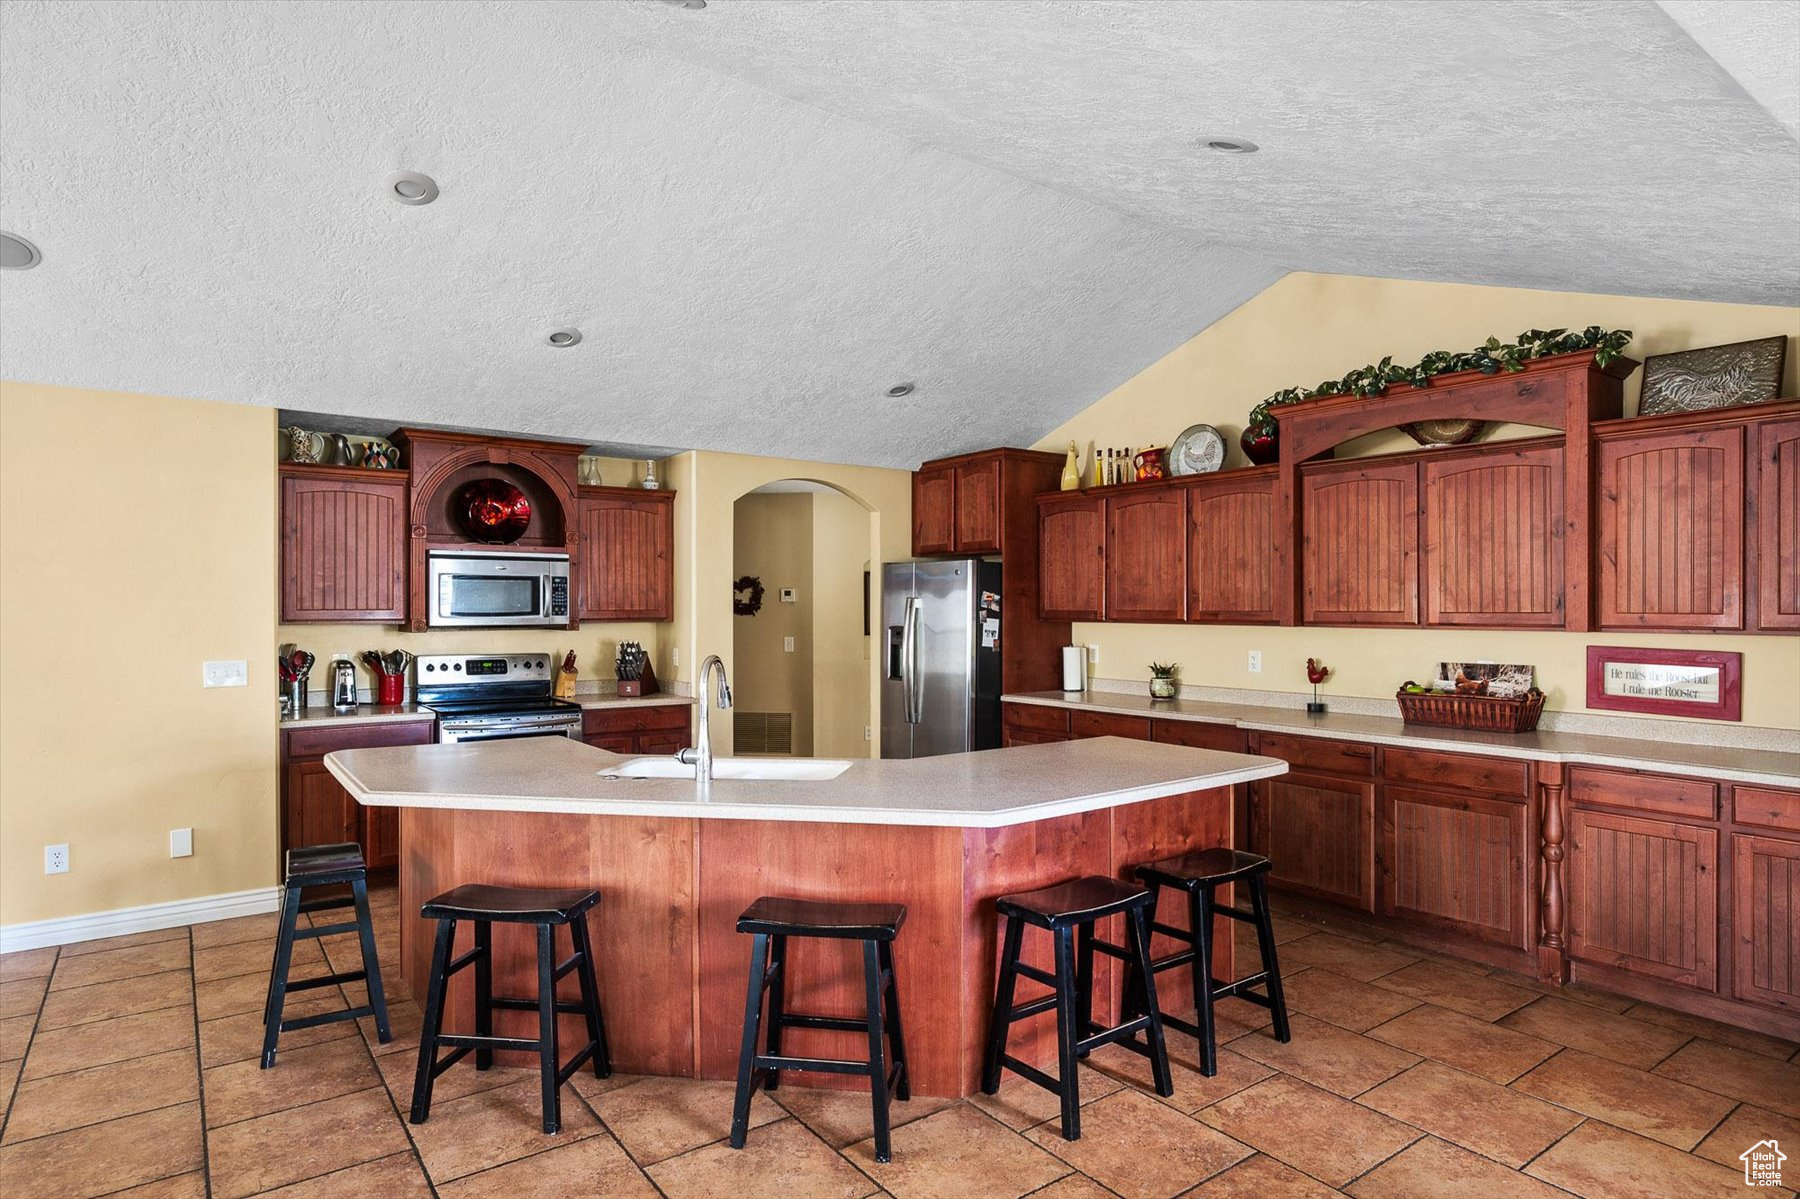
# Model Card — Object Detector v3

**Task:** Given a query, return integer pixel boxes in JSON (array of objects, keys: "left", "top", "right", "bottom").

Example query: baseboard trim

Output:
[{"left": 0, "top": 885, "right": 283, "bottom": 954}]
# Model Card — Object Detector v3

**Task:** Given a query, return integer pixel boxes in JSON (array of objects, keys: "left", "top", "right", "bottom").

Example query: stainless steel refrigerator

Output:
[{"left": 880, "top": 559, "right": 1003, "bottom": 758}]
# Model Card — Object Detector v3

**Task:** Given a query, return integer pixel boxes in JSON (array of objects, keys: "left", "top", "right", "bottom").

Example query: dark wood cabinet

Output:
[
  {"left": 1150, "top": 720, "right": 1242, "bottom": 752},
  {"left": 912, "top": 464, "right": 956, "bottom": 556},
  {"left": 953, "top": 457, "right": 1003, "bottom": 554},
  {"left": 1732, "top": 832, "right": 1800, "bottom": 1014},
  {"left": 280, "top": 466, "right": 409, "bottom": 623},
  {"left": 581, "top": 703, "right": 692, "bottom": 754},
  {"left": 280, "top": 719, "right": 435, "bottom": 870},
  {"left": 1300, "top": 458, "right": 1419, "bottom": 626},
  {"left": 1105, "top": 489, "right": 1187, "bottom": 622},
  {"left": 1000, "top": 701, "right": 1071, "bottom": 745},
  {"left": 1423, "top": 441, "right": 1564, "bottom": 627},
  {"left": 1596, "top": 423, "right": 1745, "bottom": 630},
  {"left": 1381, "top": 785, "right": 1530, "bottom": 948},
  {"left": 576, "top": 488, "right": 675, "bottom": 621},
  {"left": 1756, "top": 414, "right": 1800, "bottom": 631},
  {"left": 1069, "top": 710, "right": 1152, "bottom": 740},
  {"left": 1186, "top": 470, "right": 1278, "bottom": 624},
  {"left": 1252, "top": 771, "right": 1378, "bottom": 911},
  {"left": 1038, "top": 493, "right": 1105, "bottom": 621},
  {"left": 1566, "top": 807, "right": 1718, "bottom": 990}
]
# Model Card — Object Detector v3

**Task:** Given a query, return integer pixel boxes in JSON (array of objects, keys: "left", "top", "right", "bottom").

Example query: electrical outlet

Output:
[
  {"left": 783, "top": 636, "right": 796, "bottom": 652},
  {"left": 1247, "top": 650, "right": 1263, "bottom": 674},
  {"left": 864, "top": 726, "right": 872, "bottom": 741},
  {"left": 1086, "top": 643, "right": 1100, "bottom": 669},
  {"left": 45, "top": 844, "right": 68, "bottom": 874},
  {"left": 202, "top": 660, "right": 248, "bottom": 688},
  {"left": 672, "top": 647, "right": 680, "bottom": 668},
  {"left": 170, "top": 828, "right": 193, "bottom": 858}
]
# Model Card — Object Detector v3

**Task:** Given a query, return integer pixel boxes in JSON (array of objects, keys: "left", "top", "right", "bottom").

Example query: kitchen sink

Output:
[{"left": 601, "top": 756, "right": 854, "bottom": 782}]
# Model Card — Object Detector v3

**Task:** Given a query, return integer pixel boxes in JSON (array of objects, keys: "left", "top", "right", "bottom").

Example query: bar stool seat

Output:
[
  {"left": 260, "top": 843, "right": 389, "bottom": 1069},
  {"left": 411, "top": 883, "right": 609, "bottom": 1135},
  {"left": 731, "top": 896, "right": 910, "bottom": 1163},
  {"left": 982, "top": 874, "right": 1172, "bottom": 1141},
  {"left": 1130, "top": 849, "right": 1291, "bottom": 1077}
]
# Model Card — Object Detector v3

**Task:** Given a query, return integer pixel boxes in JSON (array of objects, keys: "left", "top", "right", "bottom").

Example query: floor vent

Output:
[{"left": 734, "top": 711, "right": 793, "bottom": 755}]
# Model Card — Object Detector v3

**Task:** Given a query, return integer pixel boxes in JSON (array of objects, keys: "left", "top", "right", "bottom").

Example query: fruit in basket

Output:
[{"left": 1400, "top": 682, "right": 1431, "bottom": 694}]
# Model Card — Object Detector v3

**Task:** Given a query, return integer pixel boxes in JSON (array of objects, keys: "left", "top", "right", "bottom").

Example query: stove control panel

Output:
[{"left": 416, "top": 653, "right": 554, "bottom": 680}]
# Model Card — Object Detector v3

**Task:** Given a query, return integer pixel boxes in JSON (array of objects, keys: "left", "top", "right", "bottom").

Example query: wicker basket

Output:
[{"left": 1395, "top": 684, "right": 1546, "bottom": 733}]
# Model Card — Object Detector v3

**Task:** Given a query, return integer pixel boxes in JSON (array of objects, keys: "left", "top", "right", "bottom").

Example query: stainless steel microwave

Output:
[{"left": 426, "top": 550, "right": 570, "bottom": 627}]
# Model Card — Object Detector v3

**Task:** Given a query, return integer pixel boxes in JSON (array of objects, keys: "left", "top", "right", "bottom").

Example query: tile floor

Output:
[{"left": 1, "top": 886, "right": 1796, "bottom": 1198}]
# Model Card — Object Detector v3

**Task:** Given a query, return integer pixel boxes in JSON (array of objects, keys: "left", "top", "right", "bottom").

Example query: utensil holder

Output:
[
  {"left": 286, "top": 679, "right": 306, "bottom": 712},
  {"left": 377, "top": 674, "right": 404, "bottom": 706}
]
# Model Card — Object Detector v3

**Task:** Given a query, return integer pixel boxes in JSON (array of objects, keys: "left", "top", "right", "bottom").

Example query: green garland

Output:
[{"left": 1246, "top": 326, "right": 1633, "bottom": 430}]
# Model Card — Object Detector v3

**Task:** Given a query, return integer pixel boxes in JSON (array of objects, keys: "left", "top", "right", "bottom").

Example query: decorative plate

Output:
[
  {"left": 456, "top": 479, "right": 531, "bottom": 543},
  {"left": 1168, "top": 423, "right": 1227, "bottom": 475}
]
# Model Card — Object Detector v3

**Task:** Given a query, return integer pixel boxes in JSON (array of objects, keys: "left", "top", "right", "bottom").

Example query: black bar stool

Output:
[
  {"left": 730, "top": 896, "right": 910, "bottom": 1163},
  {"left": 1131, "top": 849, "right": 1291, "bottom": 1076},
  {"left": 410, "top": 884, "right": 610, "bottom": 1135},
  {"left": 980, "top": 876, "right": 1171, "bottom": 1141},
  {"left": 261, "top": 843, "right": 390, "bottom": 1069}
]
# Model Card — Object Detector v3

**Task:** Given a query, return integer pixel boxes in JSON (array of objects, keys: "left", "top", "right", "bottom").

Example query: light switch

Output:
[
  {"left": 203, "top": 660, "right": 248, "bottom": 688},
  {"left": 783, "top": 636, "right": 796, "bottom": 652},
  {"left": 170, "top": 828, "right": 193, "bottom": 858}
]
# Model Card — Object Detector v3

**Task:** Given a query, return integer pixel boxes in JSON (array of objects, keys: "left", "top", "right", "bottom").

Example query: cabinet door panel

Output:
[
  {"left": 1382, "top": 787, "right": 1529, "bottom": 947},
  {"left": 1733, "top": 834, "right": 1800, "bottom": 1012},
  {"left": 1596, "top": 426, "right": 1744, "bottom": 629},
  {"left": 1757, "top": 416, "right": 1800, "bottom": 630},
  {"left": 1568, "top": 809, "right": 1717, "bottom": 989},
  {"left": 365, "top": 806, "right": 399, "bottom": 870},
  {"left": 1186, "top": 473, "right": 1278, "bottom": 623},
  {"left": 280, "top": 472, "right": 408, "bottom": 622},
  {"left": 285, "top": 759, "right": 361, "bottom": 851},
  {"left": 1424, "top": 444, "right": 1564, "bottom": 626},
  {"left": 1106, "top": 489, "right": 1187, "bottom": 622},
  {"left": 578, "top": 492, "right": 673, "bottom": 620},
  {"left": 953, "top": 458, "right": 1003, "bottom": 553},
  {"left": 1038, "top": 494, "right": 1105, "bottom": 620},
  {"left": 1252, "top": 773, "right": 1376, "bottom": 911},
  {"left": 912, "top": 465, "right": 955, "bottom": 556},
  {"left": 1301, "top": 460, "right": 1419, "bottom": 625}
]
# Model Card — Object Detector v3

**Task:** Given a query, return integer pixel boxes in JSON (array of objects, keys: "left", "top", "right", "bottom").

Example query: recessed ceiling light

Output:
[
  {"left": 0, "top": 231, "right": 42, "bottom": 270},
  {"left": 885, "top": 382, "right": 915, "bottom": 398},
  {"left": 660, "top": 0, "right": 707, "bottom": 8},
  {"left": 384, "top": 170, "right": 439, "bottom": 205},
  {"left": 1197, "top": 137, "right": 1259, "bottom": 154},
  {"left": 545, "top": 327, "right": 583, "bottom": 348}
]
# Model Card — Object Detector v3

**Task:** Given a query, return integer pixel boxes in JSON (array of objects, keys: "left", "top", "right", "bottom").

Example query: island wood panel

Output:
[
  {"left": 1300, "top": 459, "right": 1419, "bottom": 625},
  {"left": 1732, "top": 834, "right": 1800, "bottom": 1013},
  {"left": 1566, "top": 808, "right": 1717, "bottom": 990},
  {"left": 398, "top": 806, "right": 699, "bottom": 1077},
  {"left": 1423, "top": 443, "right": 1564, "bottom": 627},
  {"left": 280, "top": 469, "right": 408, "bottom": 622},
  {"left": 911, "top": 464, "right": 955, "bottom": 556},
  {"left": 953, "top": 456, "right": 1003, "bottom": 554},
  {"left": 576, "top": 490, "right": 674, "bottom": 621},
  {"left": 1596, "top": 425, "right": 1744, "bottom": 630},
  {"left": 1038, "top": 492, "right": 1106, "bottom": 621},
  {"left": 1381, "top": 788, "right": 1530, "bottom": 948},
  {"left": 1758, "top": 415, "right": 1800, "bottom": 630},
  {"left": 1186, "top": 472, "right": 1278, "bottom": 623},
  {"left": 1105, "top": 489, "right": 1188, "bottom": 622},
  {"left": 1252, "top": 773, "right": 1377, "bottom": 911}
]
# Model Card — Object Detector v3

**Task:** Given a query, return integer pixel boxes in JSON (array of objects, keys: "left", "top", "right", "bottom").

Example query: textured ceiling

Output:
[{"left": 1, "top": 1, "right": 1795, "bottom": 468}]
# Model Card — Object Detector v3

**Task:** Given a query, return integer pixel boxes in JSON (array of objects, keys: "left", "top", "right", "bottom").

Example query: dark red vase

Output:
[
  {"left": 456, "top": 479, "right": 531, "bottom": 543},
  {"left": 1240, "top": 423, "right": 1279, "bottom": 465}
]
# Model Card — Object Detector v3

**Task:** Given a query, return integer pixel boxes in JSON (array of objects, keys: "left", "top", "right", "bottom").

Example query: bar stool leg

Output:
[
  {"left": 1249, "top": 874, "right": 1292, "bottom": 1043},
  {"left": 1188, "top": 887, "right": 1218, "bottom": 1076},
  {"left": 473, "top": 920, "right": 493, "bottom": 1070},
  {"left": 535, "top": 922, "right": 561, "bottom": 1135},
  {"left": 410, "top": 917, "right": 456, "bottom": 1123},
  {"left": 862, "top": 940, "right": 893, "bottom": 1163},
  {"left": 980, "top": 916, "right": 1025, "bottom": 1094},
  {"left": 1073, "top": 921, "right": 1096, "bottom": 1051},
  {"left": 1051, "top": 925, "right": 1082, "bottom": 1140},
  {"left": 763, "top": 934, "right": 788, "bottom": 1091},
  {"left": 1127, "top": 905, "right": 1174, "bottom": 1098},
  {"left": 729, "top": 933, "right": 771, "bottom": 1150},
  {"left": 351, "top": 875, "right": 391, "bottom": 1044},
  {"left": 260, "top": 883, "right": 301, "bottom": 1069},
  {"left": 569, "top": 915, "right": 610, "bottom": 1078},
  {"left": 1119, "top": 879, "right": 1159, "bottom": 1026},
  {"left": 877, "top": 940, "right": 909, "bottom": 1100}
]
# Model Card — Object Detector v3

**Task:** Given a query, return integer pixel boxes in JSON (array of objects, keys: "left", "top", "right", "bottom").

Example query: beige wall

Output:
[
  {"left": 812, "top": 489, "right": 874, "bottom": 759},
  {"left": 732, "top": 493, "right": 815, "bottom": 755},
  {"left": 1, "top": 383, "right": 280, "bottom": 925},
  {"left": 1036, "top": 273, "right": 1800, "bottom": 729}
]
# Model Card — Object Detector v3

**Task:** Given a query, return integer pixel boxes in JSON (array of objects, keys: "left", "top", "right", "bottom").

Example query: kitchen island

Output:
[{"left": 326, "top": 735, "right": 1288, "bottom": 1096}]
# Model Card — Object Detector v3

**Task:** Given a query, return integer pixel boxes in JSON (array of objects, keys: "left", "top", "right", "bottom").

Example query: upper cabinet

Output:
[
  {"left": 1038, "top": 492, "right": 1105, "bottom": 621},
  {"left": 1106, "top": 488, "right": 1187, "bottom": 622},
  {"left": 910, "top": 448, "right": 1062, "bottom": 558},
  {"left": 1423, "top": 442, "right": 1564, "bottom": 627},
  {"left": 577, "top": 488, "right": 675, "bottom": 621},
  {"left": 1755, "top": 415, "right": 1800, "bottom": 631},
  {"left": 912, "top": 463, "right": 956, "bottom": 556},
  {"left": 1186, "top": 469, "right": 1279, "bottom": 624},
  {"left": 953, "top": 457, "right": 1003, "bottom": 554},
  {"left": 1301, "top": 457, "right": 1419, "bottom": 626},
  {"left": 280, "top": 466, "right": 409, "bottom": 623}
]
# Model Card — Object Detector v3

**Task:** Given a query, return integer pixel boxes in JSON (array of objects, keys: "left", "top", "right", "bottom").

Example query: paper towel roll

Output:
[{"left": 1061, "top": 646, "right": 1088, "bottom": 693}]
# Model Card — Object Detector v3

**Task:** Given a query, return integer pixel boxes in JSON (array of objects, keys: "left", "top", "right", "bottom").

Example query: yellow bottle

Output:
[{"left": 1060, "top": 441, "right": 1081, "bottom": 491}]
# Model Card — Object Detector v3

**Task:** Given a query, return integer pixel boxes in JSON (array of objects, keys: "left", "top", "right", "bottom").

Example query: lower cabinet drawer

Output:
[
  {"left": 1070, "top": 710, "right": 1153, "bottom": 741},
  {"left": 1568, "top": 766, "right": 1717, "bottom": 820},
  {"left": 1150, "top": 719, "right": 1242, "bottom": 752},
  {"left": 1003, "top": 727, "right": 1068, "bottom": 747},
  {"left": 1257, "top": 732, "right": 1375, "bottom": 777},
  {"left": 583, "top": 703, "right": 692, "bottom": 737},
  {"left": 1733, "top": 786, "right": 1800, "bottom": 834},
  {"left": 285, "top": 719, "right": 434, "bottom": 758},
  {"left": 1381, "top": 747, "right": 1529, "bottom": 797},
  {"left": 1001, "top": 703, "right": 1072, "bottom": 735}
]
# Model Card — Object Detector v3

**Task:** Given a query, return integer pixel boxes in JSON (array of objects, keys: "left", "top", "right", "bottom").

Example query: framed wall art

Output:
[
  {"left": 1585, "top": 646, "right": 1742, "bottom": 721},
  {"left": 1638, "top": 335, "right": 1786, "bottom": 417}
]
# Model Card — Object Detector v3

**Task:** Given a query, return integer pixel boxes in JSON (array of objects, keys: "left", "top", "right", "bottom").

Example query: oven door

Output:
[
  {"left": 428, "top": 553, "right": 566, "bottom": 627},
  {"left": 436, "top": 718, "right": 580, "bottom": 745}
]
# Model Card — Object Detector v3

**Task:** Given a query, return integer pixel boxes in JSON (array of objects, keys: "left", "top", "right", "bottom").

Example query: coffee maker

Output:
[{"left": 330, "top": 658, "right": 359, "bottom": 712}]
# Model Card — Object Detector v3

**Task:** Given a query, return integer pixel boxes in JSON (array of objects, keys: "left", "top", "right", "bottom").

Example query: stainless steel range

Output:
[{"left": 416, "top": 653, "right": 583, "bottom": 744}]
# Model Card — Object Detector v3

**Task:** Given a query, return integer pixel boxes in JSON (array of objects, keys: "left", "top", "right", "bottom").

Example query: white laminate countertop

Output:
[
  {"left": 575, "top": 694, "right": 695, "bottom": 711},
  {"left": 278, "top": 693, "right": 693, "bottom": 730},
  {"left": 1003, "top": 691, "right": 1800, "bottom": 789},
  {"left": 324, "top": 735, "right": 1288, "bottom": 829}
]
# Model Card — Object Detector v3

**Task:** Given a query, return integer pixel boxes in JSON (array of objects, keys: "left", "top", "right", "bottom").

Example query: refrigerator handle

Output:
[{"left": 902, "top": 596, "right": 922, "bottom": 724}]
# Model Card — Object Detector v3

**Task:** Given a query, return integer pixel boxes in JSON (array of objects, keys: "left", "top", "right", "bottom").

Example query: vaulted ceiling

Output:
[{"left": 2, "top": 1, "right": 1794, "bottom": 467}]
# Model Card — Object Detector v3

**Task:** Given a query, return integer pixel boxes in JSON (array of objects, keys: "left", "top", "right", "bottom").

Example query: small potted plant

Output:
[{"left": 1148, "top": 662, "right": 1179, "bottom": 701}]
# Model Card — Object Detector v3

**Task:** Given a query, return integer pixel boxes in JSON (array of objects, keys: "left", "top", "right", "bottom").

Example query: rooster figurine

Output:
[{"left": 1305, "top": 658, "right": 1331, "bottom": 714}]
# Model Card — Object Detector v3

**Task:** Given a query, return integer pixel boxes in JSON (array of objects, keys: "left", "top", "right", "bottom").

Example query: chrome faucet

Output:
[{"left": 676, "top": 654, "right": 733, "bottom": 785}]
